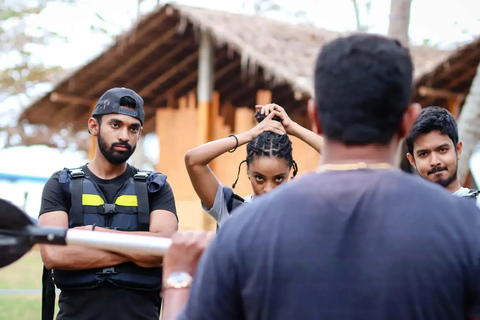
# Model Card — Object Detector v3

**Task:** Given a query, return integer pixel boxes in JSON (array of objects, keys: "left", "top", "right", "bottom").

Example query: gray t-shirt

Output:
[
  {"left": 201, "top": 182, "right": 251, "bottom": 227},
  {"left": 453, "top": 187, "right": 480, "bottom": 207},
  {"left": 180, "top": 169, "right": 480, "bottom": 320}
]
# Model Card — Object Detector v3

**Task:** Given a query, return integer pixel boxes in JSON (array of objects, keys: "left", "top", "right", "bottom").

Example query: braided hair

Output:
[{"left": 232, "top": 112, "right": 298, "bottom": 188}]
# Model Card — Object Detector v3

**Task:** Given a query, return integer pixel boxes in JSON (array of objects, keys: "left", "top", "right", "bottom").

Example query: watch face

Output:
[{"left": 169, "top": 272, "right": 192, "bottom": 283}]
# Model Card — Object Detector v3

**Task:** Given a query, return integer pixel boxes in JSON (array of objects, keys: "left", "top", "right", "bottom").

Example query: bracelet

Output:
[
  {"left": 228, "top": 135, "right": 238, "bottom": 153},
  {"left": 92, "top": 224, "right": 96, "bottom": 231}
]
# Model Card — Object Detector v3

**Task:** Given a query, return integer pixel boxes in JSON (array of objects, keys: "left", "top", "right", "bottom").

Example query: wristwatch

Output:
[{"left": 163, "top": 272, "right": 193, "bottom": 290}]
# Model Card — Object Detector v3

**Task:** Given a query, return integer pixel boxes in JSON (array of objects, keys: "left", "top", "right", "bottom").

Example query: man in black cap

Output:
[{"left": 38, "top": 87, "right": 178, "bottom": 320}]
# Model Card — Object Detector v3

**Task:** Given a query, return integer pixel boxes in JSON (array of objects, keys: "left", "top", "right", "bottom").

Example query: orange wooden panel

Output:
[{"left": 256, "top": 89, "right": 272, "bottom": 105}]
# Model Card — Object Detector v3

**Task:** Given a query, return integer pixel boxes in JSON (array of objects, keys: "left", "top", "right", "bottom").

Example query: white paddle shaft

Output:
[{"left": 65, "top": 229, "right": 172, "bottom": 256}]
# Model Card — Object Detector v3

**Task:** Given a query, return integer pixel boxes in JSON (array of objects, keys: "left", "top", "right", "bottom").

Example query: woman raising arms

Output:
[{"left": 184, "top": 103, "right": 323, "bottom": 226}]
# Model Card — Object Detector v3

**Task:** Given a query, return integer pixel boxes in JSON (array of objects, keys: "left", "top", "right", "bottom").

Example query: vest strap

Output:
[
  {"left": 134, "top": 171, "right": 150, "bottom": 231},
  {"left": 41, "top": 266, "right": 55, "bottom": 320},
  {"left": 70, "top": 169, "right": 85, "bottom": 227}
]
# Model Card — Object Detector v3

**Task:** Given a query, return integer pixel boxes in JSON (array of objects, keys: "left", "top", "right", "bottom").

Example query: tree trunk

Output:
[
  {"left": 457, "top": 62, "right": 480, "bottom": 184},
  {"left": 387, "top": 0, "right": 412, "bottom": 46},
  {"left": 387, "top": 0, "right": 412, "bottom": 167}
]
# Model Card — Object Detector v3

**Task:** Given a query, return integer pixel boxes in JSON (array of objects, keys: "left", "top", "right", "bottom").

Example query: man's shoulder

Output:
[{"left": 226, "top": 169, "right": 477, "bottom": 226}]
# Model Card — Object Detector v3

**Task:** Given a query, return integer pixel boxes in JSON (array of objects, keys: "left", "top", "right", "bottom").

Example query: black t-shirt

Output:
[
  {"left": 40, "top": 164, "right": 177, "bottom": 219},
  {"left": 179, "top": 169, "right": 480, "bottom": 320},
  {"left": 40, "top": 164, "right": 176, "bottom": 320}
]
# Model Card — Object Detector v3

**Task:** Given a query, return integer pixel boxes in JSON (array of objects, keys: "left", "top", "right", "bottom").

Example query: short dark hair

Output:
[
  {"left": 314, "top": 34, "right": 414, "bottom": 145},
  {"left": 93, "top": 114, "right": 103, "bottom": 126},
  {"left": 406, "top": 106, "right": 458, "bottom": 155},
  {"left": 119, "top": 96, "right": 137, "bottom": 108}
]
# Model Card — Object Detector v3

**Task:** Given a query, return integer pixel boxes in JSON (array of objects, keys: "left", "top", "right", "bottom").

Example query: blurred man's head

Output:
[
  {"left": 308, "top": 34, "right": 419, "bottom": 148},
  {"left": 406, "top": 107, "right": 461, "bottom": 189}
]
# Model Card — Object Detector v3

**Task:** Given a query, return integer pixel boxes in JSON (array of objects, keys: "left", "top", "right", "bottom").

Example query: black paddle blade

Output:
[
  {"left": 0, "top": 198, "right": 68, "bottom": 269},
  {"left": 0, "top": 198, "right": 34, "bottom": 268}
]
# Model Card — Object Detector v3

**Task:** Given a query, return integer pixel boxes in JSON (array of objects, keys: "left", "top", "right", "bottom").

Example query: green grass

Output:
[
  {"left": 0, "top": 249, "right": 43, "bottom": 289},
  {"left": 0, "top": 295, "right": 41, "bottom": 320},
  {"left": 0, "top": 249, "right": 52, "bottom": 320}
]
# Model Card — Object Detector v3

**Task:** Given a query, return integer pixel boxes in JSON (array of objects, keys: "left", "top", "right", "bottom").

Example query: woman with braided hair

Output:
[{"left": 184, "top": 103, "right": 323, "bottom": 227}]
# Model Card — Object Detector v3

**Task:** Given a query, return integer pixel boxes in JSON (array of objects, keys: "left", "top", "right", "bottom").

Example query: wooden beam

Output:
[
  {"left": 419, "top": 51, "right": 480, "bottom": 85},
  {"left": 221, "top": 77, "right": 249, "bottom": 103},
  {"left": 150, "top": 50, "right": 232, "bottom": 107},
  {"left": 272, "top": 85, "right": 295, "bottom": 105},
  {"left": 175, "top": 50, "right": 231, "bottom": 95},
  {"left": 126, "top": 40, "right": 194, "bottom": 90},
  {"left": 50, "top": 92, "right": 94, "bottom": 105},
  {"left": 418, "top": 86, "right": 465, "bottom": 101},
  {"left": 447, "top": 95, "right": 464, "bottom": 119},
  {"left": 85, "top": 27, "right": 178, "bottom": 96},
  {"left": 73, "top": 10, "right": 170, "bottom": 84},
  {"left": 445, "top": 65, "right": 479, "bottom": 90},
  {"left": 229, "top": 83, "right": 260, "bottom": 107},
  {"left": 417, "top": 66, "right": 478, "bottom": 107},
  {"left": 52, "top": 104, "right": 77, "bottom": 124},
  {"left": 139, "top": 51, "right": 199, "bottom": 96}
]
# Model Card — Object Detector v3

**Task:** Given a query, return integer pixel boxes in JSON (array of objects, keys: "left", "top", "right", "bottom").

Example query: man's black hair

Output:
[
  {"left": 406, "top": 106, "right": 458, "bottom": 155},
  {"left": 92, "top": 96, "right": 137, "bottom": 127},
  {"left": 314, "top": 34, "right": 414, "bottom": 145},
  {"left": 232, "top": 112, "right": 298, "bottom": 188}
]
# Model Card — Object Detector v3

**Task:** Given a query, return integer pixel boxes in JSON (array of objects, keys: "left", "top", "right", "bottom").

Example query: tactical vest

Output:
[{"left": 52, "top": 167, "right": 166, "bottom": 291}]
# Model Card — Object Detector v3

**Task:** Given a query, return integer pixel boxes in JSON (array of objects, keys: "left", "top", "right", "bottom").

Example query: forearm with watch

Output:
[{"left": 160, "top": 271, "right": 193, "bottom": 320}]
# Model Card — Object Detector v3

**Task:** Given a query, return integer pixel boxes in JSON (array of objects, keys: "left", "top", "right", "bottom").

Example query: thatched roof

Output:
[
  {"left": 413, "top": 36, "right": 480, "bottom": 109},
  {"left": 21, "top": 3, "right": 450, "bottom": 133}
]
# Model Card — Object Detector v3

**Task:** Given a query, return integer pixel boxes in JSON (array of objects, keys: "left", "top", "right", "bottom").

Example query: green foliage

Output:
[{"left": 0, "top": 0, "right": 74, "bottom": 96}]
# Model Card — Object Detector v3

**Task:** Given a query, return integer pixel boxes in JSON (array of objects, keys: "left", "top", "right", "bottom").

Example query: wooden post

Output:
[
  {"left": 256, "top": 90, "right": 272, "bottom": 105},
  {"left": 88, "top": 102, "right": 96, "bottom": 160},
  {"left": 197, "top": 30, "right": 214, "bottom": 145},
  {"left": 197, "top": 30, "right": 215, "bottom": 230}
]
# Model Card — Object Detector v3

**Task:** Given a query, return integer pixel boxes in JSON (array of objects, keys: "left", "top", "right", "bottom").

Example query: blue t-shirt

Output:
[{"left": 179, "top": 169, "right": 480, "bottom": 320}]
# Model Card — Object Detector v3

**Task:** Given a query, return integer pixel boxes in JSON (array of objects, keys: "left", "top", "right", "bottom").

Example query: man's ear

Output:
[
  {"left": 398, "top": 103, "right": 421, "bottom": 139},
  {"left": 406, "top": 153, "right": 416, "bottom": 169},
  {"left": 307, "top": 99, "right": 322, "bottom": 135},
  {"left": 457, "top": 141, "right": 463, "bottom": 159},
  {"left": 88, "top": 117, "right": 100, "bottom": 136}
]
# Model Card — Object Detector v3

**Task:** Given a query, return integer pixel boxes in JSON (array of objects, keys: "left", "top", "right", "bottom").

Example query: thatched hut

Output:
[{"left": 21, "top": 4, "right": 450, "bottom": 230}]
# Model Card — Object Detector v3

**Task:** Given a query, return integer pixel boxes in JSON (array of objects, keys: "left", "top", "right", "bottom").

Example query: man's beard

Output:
[
  {"left": 98, "top": 132, "right": 136, "bottom": 165},
  {"left": 425, "top": 165, "right": 458, "bottom": 188}
]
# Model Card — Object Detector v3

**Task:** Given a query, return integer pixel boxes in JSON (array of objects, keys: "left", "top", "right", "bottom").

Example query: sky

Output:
[
  {"left": 19, "top": 0, "right": 480, "bottom": 72},
  {"left": 0, "top": 0, "right": 480, "bottom": 217}
]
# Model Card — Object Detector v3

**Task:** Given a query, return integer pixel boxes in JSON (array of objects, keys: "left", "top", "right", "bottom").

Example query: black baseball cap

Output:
[{"left": 92, "top": 87, "right": 145, "bottom": 124}]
